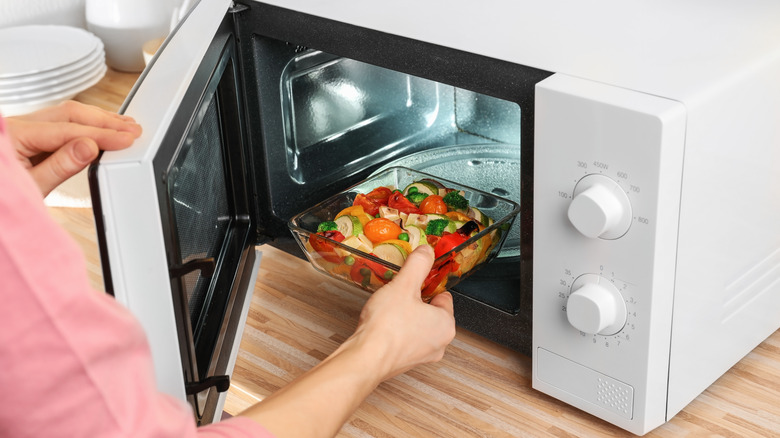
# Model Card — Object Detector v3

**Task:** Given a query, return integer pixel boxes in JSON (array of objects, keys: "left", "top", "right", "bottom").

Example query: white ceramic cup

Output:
[{"left": 86, "top": 0, "right": 175, "bottom": 72}]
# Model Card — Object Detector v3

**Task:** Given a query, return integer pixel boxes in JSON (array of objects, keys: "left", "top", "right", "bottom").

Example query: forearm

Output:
[{"left": 237, "top": 331, "right": 389, "bottom": 438}]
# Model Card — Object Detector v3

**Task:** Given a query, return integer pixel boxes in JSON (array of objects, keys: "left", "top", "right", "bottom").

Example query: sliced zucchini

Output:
[
  {"left": 403, "top": 181, "right": 438, "bottom": 196},
  {"left": 468, "top": 207, "right": 494, "bottom": 227},
  {"left": 373, "top": 243, "right": 408, "bottom": 266},
  {"left": 404, "top": 225, "right": 427, "bottom": 250},
  {"left": 335, "top": 215, "right": 363, "bottom": 237},
  {"left": 451, "top": 220, "right": 466, "bottom": 233},
  {"left": 421, "top": 178, "right": 447, "bottom": 196}
]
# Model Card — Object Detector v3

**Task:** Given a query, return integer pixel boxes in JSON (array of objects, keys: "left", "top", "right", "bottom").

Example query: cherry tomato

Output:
[
  {"left": 352, "top": 193, "right": 382, "bottom": 216},
  {"left": 309, "top": 230, "right": 345, "bottom": 263},
  {"left": 363, "top": 217, "right": 403, "bottom": 243},
  {"left": 388, "top": 191, "right": 421, "bottom": 215},
  {"left": 366, "top": 186, "right": 392, "bottom": 205},
  {"left": 419, "top": 195, "right": 448, "bottom": 214},
  {"left": 434, "top": 232, "right": 468, "bottom": 258}
]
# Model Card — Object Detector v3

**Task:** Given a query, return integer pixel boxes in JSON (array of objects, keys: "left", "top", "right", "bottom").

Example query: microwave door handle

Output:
[
  {"left": 169, "top": 257, "right": 216, "bottom": 279},
  {"left": 185, "top": 374, "right": 230, "bottom": 395}
]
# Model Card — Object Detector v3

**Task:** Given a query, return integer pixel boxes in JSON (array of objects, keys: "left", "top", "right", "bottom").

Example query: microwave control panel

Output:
[{"left": 532, "top": 74, "right": 686, "bottom": 435}]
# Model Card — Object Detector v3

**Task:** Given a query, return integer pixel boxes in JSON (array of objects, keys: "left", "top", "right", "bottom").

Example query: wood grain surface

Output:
[{"left": 52, "top": 67, "right": 780, "bottom": 437}]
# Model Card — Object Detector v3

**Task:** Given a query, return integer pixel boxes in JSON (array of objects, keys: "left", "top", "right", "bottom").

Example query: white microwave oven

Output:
[{"left": 90, "top": 0, "right": 780, "bottom": 434}]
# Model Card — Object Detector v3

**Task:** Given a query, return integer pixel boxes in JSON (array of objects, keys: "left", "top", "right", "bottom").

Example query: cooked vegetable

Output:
[
  {"left": 434, "top": 233, "right": 468, "bottom": 258},
  {"left": 443, "top": 191, "right": 469, "bottom": 211},
  {"left": 338, "top": 234, "right": 373, "bottom": 255},
  {"left": 419, "top": 195, "right": 447, "bottom": 214},
  {"left": 427, "top": 214, "right": 457, "bottom": 232},
  {"left": 336, "top": 205, "right": 373, "bottom": 226},
  {"left": 403, "top": 225, "right": 427, "bottom": 250},
  {"left": 445, "top": 211, "right": 472, "bottom": 222},
  {"left": 388, "top": 191, "right": 421, "bottom": 215},
  {"left": 425, "top": 219, "right": 450, "bottom": 236},
  {"left": 467, "top": 207, "right": 493, "bottom": 227},
  {"left": 309, "top": 230, "right": 345, "bottom": 263},
  {"left": 406, "top": 191, "right": 429, "bottom": 206},
  {"left": 404, "top": 213, "right": 430, "bottom": 228},
  {"left": 352, "top": 193, "right": 382, "bottom": 216},
  {"left": 457, "top": 220, "right": 481, "bottom": 237},
  {"left": 378, "top": 206, "right": 401, "bottom": 222},
  {"left": 363, "top": 217, "right": 403, "bottom": 243},
  {"left": 421, "top": 178, "right": 446, "bottom": 195},
  {"left": 317, "top": 221, "right": 338, "bottom": 232},
  {"left": 403, "top": 181, "right": 438, "bottom": 196},
  {"left": 307, "top": 176, "right": 501, "bottom": 300},
  {"left": 366, "top": 186, "right": 392, "bottom": 204},
  {"left": 335, "top": 215, "right": 363, "bottom": 237},
  {"left": 373, "top": 242, "right": 408, "bottom": 266}
]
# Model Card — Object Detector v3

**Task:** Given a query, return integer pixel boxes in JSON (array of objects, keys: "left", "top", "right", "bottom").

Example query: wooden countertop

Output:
[{"left": 51, "top": 68, "right": 780, "bottom": 437}]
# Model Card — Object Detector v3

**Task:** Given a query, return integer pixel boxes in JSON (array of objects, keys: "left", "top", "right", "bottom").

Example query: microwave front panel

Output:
[{"left": 532, "top": 74, "right": 687, "bottom": 435}]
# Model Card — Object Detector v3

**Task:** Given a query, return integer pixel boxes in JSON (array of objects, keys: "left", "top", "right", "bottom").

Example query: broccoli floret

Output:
[
  {"left": 316, "top": 221, "right": 338, "bottom": 232},
  {"left": 425, "top": 219, "right": 450, "bottom": 236},
  {"left": 406, "top": 191, "right": 429, "bottom": 206},
  {"left": 443, "top": 191, "right": 469, "bottom": 211}
]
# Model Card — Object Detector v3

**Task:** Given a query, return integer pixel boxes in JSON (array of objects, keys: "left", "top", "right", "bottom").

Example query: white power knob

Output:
[
  {"left": 567, "top": 174, "right": 632, "bottom": 239},
  {"left": 566, "top": 274, "right": 627, "bottom": 335}
]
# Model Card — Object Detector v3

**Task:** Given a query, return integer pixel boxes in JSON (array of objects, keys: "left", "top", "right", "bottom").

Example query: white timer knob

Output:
[
  {"left": 566, "top": 275, "right": 627, "bottom": 335},
  {"left": 567, "top": 174, "right": 632, "bottom": 239}
]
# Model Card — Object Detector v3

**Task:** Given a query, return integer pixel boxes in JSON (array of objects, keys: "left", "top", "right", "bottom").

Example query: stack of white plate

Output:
[{"left": 0, "top": 25, "right": 106, "bottom": 117}]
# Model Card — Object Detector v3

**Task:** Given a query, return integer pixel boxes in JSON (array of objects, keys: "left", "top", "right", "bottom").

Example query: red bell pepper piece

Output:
[
  {"left": 309, "top": 230, "right": 345, "bottom": 263},
  {"left": 388, "top": 191, "right": 421, "bottom": 215}
]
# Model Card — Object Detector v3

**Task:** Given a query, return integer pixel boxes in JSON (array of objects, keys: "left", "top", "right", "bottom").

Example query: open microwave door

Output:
[{"left": 88, "top": 0, "right": 257, "bottom": 424}]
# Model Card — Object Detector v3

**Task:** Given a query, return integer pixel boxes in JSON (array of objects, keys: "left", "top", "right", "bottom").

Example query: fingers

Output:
[
  {"left": 389, "top": 245, "right": 435, "bottom": 295},
  {"left": 429, "top": 291, "right": 454, "bottom": 315},
  {"left": 10, "top": 119, "right": 139, "bottom": 156},
  {"left": 17, "top": 100, "right": 141, "bottom": 136},
  {"left": 29, "top": 137, "right": 99, "bottom": 196}
]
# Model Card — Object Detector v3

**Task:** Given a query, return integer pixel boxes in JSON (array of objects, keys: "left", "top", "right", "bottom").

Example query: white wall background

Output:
[{"left": 0, "top": 0, "right": 87, "bottom": 29}]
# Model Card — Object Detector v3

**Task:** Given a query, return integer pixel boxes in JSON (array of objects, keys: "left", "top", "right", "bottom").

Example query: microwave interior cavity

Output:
[
  {"left": 249, "top": 34, "right": 527, "bottom": 315},
  {"left": 279, "top": 49, "right": 523, "bottom": 185}
]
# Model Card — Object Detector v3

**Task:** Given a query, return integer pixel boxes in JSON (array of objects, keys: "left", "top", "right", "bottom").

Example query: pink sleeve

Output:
[{"left": 0, "top": 116, "right": 274, "bottom": 438}]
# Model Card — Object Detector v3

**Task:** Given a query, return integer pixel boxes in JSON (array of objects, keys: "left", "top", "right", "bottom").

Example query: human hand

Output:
[
  {"left": 348, "top": 244, "right": 457, "bottom": 381},
  {"left": 6, "top": 100, "right": 142, "bottom": 196},
  {"left": 236, "top": 245, "right": 455, "bottom": 438}
]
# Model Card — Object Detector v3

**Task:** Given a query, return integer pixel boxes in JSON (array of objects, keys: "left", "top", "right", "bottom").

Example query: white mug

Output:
[{"left": 86, "top": 0, "right": 176, "bottom": 72}]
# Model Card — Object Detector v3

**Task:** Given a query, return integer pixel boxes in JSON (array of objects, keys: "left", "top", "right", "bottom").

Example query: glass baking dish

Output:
[{"left": 288, "top": 167, "right": 520, "bottom": 301}]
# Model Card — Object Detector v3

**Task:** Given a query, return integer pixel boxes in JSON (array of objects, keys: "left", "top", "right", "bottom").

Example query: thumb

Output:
[
  {"left": 390, "top": 244, "right": 435, "bottom": 295},
  {"left": 29, "top": 137, "right": 99, "bottom": 196}
]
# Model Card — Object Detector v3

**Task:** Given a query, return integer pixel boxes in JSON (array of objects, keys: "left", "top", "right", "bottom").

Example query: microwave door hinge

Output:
[
  {"left": 186, "top": 375, "right": 231, "bottom": 394},
  {"left": 170, "top": 257, "right": 216, "bottom": 279}
]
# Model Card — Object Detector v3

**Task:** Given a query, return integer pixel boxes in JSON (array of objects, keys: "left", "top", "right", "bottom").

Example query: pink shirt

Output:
[{"left": 0, "top": 116, "right": 274, "bottom": 438}]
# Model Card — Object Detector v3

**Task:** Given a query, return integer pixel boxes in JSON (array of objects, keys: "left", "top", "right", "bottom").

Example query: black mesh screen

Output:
[{"left": 169, "top": 96, "right": 231, "bottom": 331}]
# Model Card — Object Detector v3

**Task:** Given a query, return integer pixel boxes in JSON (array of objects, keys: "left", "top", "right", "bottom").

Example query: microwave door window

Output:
[
  {"left": 169, "top": 95, "right": 231, "bottom": 348},
  {"left": 157, "top": 33, "right": 255, "bottom": 422}
]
